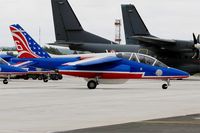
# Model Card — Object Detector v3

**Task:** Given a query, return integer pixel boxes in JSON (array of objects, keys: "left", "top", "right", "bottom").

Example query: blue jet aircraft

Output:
[
  {"left": 9, "top": 24, "right": 80, "bottom": 81},
  {"left": 0, "top": 58, "right": 27, "bottom": 84},
  {"left": 58, "top": 52, "right": 190, "bottom": 89},
  {"left": 9, "top": 24, "right": 189, "bottom": 89}
]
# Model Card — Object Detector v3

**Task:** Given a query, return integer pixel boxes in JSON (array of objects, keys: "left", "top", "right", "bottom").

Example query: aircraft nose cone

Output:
[{"left": 170, "top": 68, "right": 190, "bottom": 78}]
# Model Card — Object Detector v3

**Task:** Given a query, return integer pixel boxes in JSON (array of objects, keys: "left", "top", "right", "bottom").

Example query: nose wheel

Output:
[
  {"left": 162, "top": 84, "right": 168, "bottom": 89},
  {"left": 162, "top": 79, "right": 170, "bottom": 89}
]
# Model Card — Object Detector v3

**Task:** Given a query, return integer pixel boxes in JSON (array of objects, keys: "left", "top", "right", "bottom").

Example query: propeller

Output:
[{"left": 192, "top": 33, "right": 200, "bottom": 59}]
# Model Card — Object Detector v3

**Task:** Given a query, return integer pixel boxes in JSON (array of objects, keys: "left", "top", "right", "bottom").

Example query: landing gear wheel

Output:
[
  {"left": 3, "top": 79, "right": 8, "bottom": 84},
  {"left": 43, "top": 79, "right": 48, "bottom": 83},
  {"left": 58, "top": 74, "right": 63, "bottom": 80},
  {"left": 24, "top": 75, "right": 29, "bottom": 80},
  {"left": 38, "top": 75, "right": 43, "bottom": 80},
  {"left": 162, "top": 84, "right": 168, "bottom": 89},
  {"left": 87, "top": 80, "right": 97, "bottom": 89}
]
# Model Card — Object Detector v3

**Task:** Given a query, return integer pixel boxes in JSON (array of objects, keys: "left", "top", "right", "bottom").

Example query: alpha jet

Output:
[
  {"left": 0, "top": 58, "right": 27, "bottom": 84},
  {"left": 9, "top": 24, "right": 80, "bottom": 82},
  {"left": 58, "top": 52, "right": 189, "bottom": 89},
  {"left": 9, "top": 24, "right": 189, "bottom": 89}
]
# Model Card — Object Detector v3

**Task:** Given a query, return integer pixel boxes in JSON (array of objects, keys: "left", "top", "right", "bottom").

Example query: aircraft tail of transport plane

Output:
[
  {"left": 58, "top": 52, "right": 189, "bottom": 89},
  {"left": 10, "top": 24, "right": 51, "bottom": 58},
  {"left": 121, "top": 4, "right": 200, "bottom": 56},
  {"left": 51, "top": 0, "right": 114, "bottom": 44},
  {"left": 121, "top": 4, "right": 152, "bottom": 44}
]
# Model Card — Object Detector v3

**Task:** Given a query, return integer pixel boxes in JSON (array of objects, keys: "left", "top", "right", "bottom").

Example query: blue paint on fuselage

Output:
[
  {"left": 10, "top": 57, "right": 80, "bottom": 70},
  {"left": 0, "top": 64, "right": 27, "bottom": 73},
  {"left": 59, "top": 58, "right": 189, "bottom": 77}
]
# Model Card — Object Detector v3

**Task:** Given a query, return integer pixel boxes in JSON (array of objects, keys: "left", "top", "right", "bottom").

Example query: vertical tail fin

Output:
[
  {"left": 121, "top": 4, "right": 151, "bottom": 44},
  {"left": 51, "top": 0, "right": 114, "bottom": 44},
  {"left": 10, "top": 24, "right": 51, "bottom": 58}
]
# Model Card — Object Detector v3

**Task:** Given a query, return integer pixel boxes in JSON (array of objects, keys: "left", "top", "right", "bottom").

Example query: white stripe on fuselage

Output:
[
  {"left": 59, "top": 70, "right": 187, "bottom": 79},
  {"left": 59, "top": 70, "right": 144, "bottom": 74},
  {"left": 62, "top": 55, "right": 115, "bottom": 66}
]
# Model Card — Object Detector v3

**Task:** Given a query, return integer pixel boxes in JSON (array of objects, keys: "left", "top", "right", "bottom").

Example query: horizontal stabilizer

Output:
[
  {"left": 132, "top": 36, "right": 176, "bottom": 46},
  {"left": 0, "top": 54, "right": 15, "bottom": 61},
  {"left": 12, "top": 60, "right": 35, "bottom": 68}
]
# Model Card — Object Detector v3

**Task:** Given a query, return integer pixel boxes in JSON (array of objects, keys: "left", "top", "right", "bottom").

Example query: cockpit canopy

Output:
[{"left": 116, "top": 52, "right": 168, "bottom": 68}]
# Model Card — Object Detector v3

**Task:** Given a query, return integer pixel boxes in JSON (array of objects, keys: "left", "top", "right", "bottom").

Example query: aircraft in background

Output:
[
  {"left": 50, "top": 0, "right": 145, "bottom": 53},
  {"left": 121, "top": 4, "right": 200, "bottom": 74},
  {"left": 50, "top": 0, "right": 200, "bottom": 75},
  {"left": 58, "top": 52, "right": 189, "bottom": 89},
  {"left": 0, "top": 54, "right": 15, "bottom": 62},
  {"left": 0, "top": 58, "right": 27, "bottom": 84},
  {"left": 9, "top": 24, "right": 81, "bottom": 81}
]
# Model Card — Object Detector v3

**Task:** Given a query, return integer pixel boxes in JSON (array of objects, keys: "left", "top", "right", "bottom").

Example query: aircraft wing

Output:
[
  {"left": 48, "top": 41, "right": 84, "bottom": 47},
  {"left": 63, "top": 56, "right": 122, "bottom": 67},
  {"left": 0, "top": 54, "right": 15, "bottom": 61},
  {"left": 12, "top": 61, "right": 35, "bottom": 68},
  {"left": 132, "top": 36, "right": 176, "bottom": 46}
]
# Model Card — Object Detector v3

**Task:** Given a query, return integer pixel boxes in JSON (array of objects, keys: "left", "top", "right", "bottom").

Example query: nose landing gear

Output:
[{"left": 162, "top": 79, "right": 170, "bottom": 89}]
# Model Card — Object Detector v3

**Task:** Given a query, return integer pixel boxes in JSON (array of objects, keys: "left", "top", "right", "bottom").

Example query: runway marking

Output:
[{"left": 143, "top": 120, "right": 200, "bottom": 125}]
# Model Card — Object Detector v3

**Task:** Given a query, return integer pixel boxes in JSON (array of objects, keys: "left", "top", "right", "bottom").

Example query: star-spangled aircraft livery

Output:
[
  {"left": 10, "top": 24, "right": 189, "bottom": 89},
  {"left": 10, "top": 24, "right": 51, "bottom": 58},
  {"left": 0, "top": 58, "right": 27, "bottom": 84},
  {"left": 10, "top": 24, "right": 113, "bottom": 59},
  {"left": 9, "top": 24, "right": 82, "bottom": 82}
]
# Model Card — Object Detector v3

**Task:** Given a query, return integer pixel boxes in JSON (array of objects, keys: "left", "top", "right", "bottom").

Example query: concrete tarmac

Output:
[
  {"left": 0, "top": 76, "right": 200, "bottom": 133},
  {"left": 56, "top": 114, "right": 200, "bottom": 133}
]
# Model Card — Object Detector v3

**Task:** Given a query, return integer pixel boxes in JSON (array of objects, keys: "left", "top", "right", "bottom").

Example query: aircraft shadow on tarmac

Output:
[{"left": 54, "top": 114, "right": 200, "bottom": 133}]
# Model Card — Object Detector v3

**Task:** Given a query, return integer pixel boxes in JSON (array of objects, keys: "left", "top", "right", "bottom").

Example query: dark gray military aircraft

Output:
[
  {"left": 51, "top": 0, "right": 145, "bottom": 53},
  {"left": 50, "top": 0, "right": 200, "bottom": 74},
  {"left": 121, "top": 4, "right": 200, "bottom": 74}
]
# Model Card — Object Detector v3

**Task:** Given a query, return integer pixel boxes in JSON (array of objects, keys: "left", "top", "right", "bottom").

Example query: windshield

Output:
[
  {"left": 137, "top": 54, "right": 155, "bottom": 65},
  {"left": 116, "top": 53, "right": 132, "bottom": 60},
  {"left": 115, "top": 52, "right": 168, "bottom": 68},
  {"left": 154, "top": 60, "right": 168, "bottom": 68}
]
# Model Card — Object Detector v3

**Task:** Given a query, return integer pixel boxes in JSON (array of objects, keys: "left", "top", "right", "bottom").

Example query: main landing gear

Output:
[
  {"left": 162, "top": 79, "right": 170, "bottom": 89},
  {"left": 87, "top": 78, "right": 99, "bottom": 89},
  {"left": 3, "top": 79, "right": 8, "bottom": 84}
]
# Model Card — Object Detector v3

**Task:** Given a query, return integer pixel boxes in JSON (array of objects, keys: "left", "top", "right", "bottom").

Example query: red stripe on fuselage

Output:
[
  {"left": 59, "top": 71, "right": 189, "bottom": 79},
  {"left": 59, "top": 71, "right": 143, "bottom": 79}
]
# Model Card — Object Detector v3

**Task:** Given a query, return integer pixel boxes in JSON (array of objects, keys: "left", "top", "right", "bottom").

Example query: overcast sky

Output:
[{"left": 0, "top": 0, "right": 200, "bottom": 47}]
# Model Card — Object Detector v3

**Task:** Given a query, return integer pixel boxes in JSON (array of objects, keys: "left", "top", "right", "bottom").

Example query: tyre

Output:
[
  {"left": 87, "top": 80, "right": 97, "bottom": 89},
  {"left": 32, "top": 75, "right": 38, "bottom": 80},
  {"left": 43, "top": 79, "right": 48, "bottom": 83},
  {"left": 50, "top": 74, "right": 58, "bottom": 80},
  {"left": 3, "top": 79, "right": 8, "bottom": 84},
  {"left": 23, "top": 76, "right": 29, "bottom": 80},
  {"left": 58, "top": 74, "right": 63, "bottom": 80},
  {"left": 162, "top": 84, "right": 168, "bottom": 89},
  {"left": 38, "top": 75, "right": 43, "bottom": 80}
]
